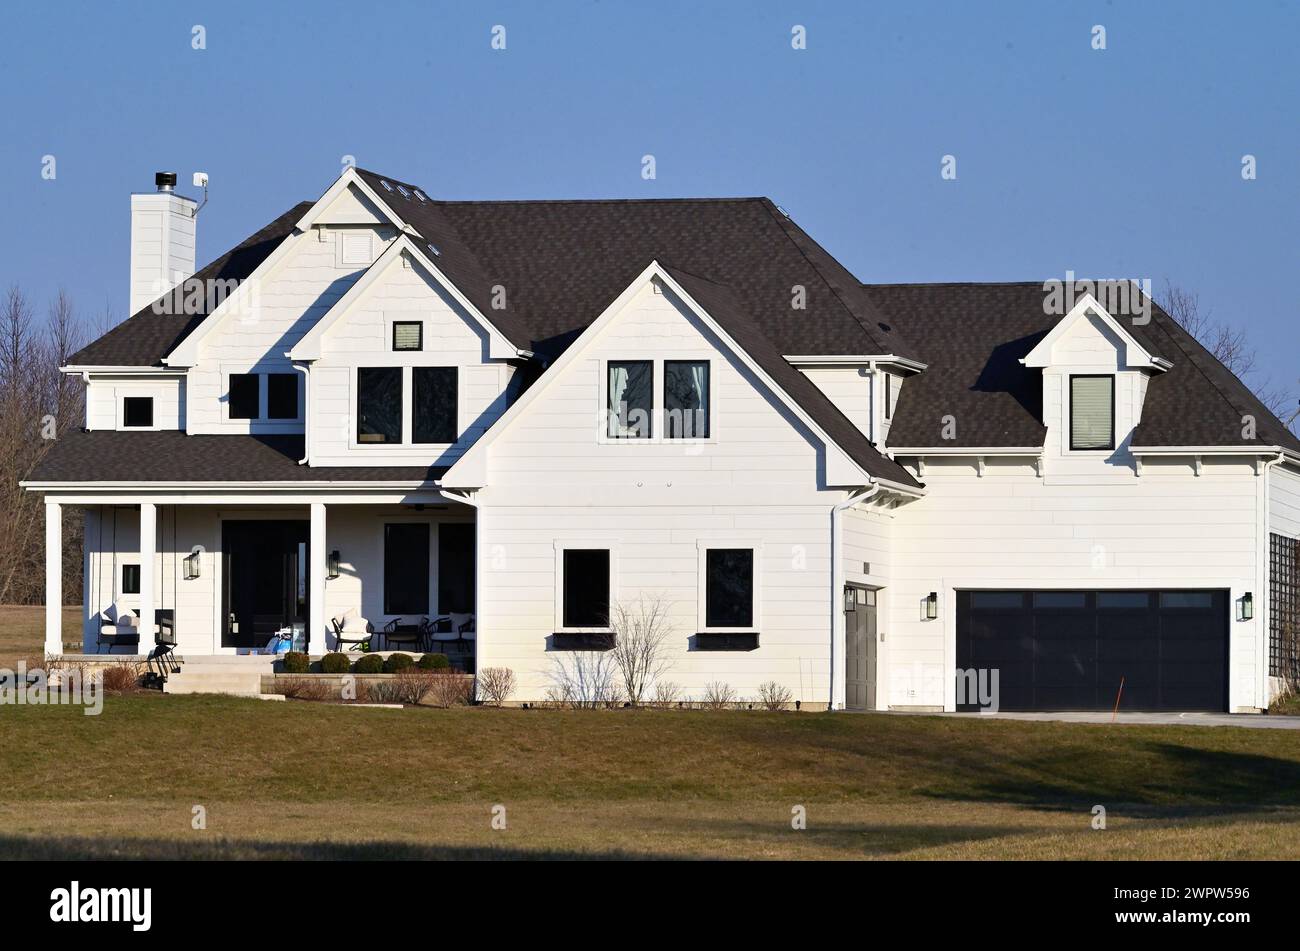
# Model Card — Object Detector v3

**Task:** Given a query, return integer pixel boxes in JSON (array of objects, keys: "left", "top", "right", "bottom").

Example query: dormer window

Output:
[{"left": 1070, "top": 375, "right": 1115, "bottom": 451}]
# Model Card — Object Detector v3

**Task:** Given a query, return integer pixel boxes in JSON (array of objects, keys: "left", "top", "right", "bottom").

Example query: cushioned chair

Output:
[
  {"left": 330, "top": 611, "right": 372, "bottom": 651},
  {"left": 97, "top": 602, "right": 140, "bottom": 654},
  {"left": 449, "top": 612, "right": 475, "bottom": 652}
]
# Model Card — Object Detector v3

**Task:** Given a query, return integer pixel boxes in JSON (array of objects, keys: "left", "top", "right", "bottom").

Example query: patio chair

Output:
[
  {"left": 422, "top": 615, "right": 457, "bottom": 653},
  {"left": 382, "top": 618, "right": 422, "bottom": 652},
  {"left": 331, "top": 611, "right": 372, "bottom": 651},
  {"left": 96, "top": 601, "right": 140, "bottom": 654},
  {"left": 449, "top": 612, "right": 475, "bottom": 654},
  {"left": 148, "top": 609, "right": 181, "bottom": 679}
]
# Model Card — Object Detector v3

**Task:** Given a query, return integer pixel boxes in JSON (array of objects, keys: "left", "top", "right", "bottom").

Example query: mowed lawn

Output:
[
  {"left": 0, "top": 604, "right": 81, "bottom": 668},
  {"left": 6, "top": 691, "right": 1300, "bottom": 859}
]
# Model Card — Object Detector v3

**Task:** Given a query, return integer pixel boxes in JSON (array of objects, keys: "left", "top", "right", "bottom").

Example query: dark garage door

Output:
[{"left": 956, "top": 590, "right": 1228, "bottom": 712}]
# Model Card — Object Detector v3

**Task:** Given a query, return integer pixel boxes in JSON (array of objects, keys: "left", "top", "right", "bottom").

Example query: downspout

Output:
[
  {"left": 293, "top": 361, "right": 311, "bottom": 464},
  {"left": 830, "top": 482, "right": 882, "bottom": 710}
]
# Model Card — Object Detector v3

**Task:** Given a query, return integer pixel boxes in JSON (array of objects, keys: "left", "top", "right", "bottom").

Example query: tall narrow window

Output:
[
  {"left": 706, "top": 549, "right": 755, "bottom": 628},
  {"left": 665, "top": 360, "right": 710, "bottom": 438},
  {"left": 563, "top": 549, "right": 611, "bottom": 628},
  {"left": 384, "top": 523, "right": 429, "bottom": 614},
  {"left": 266, "top": 374, "right": 299, "bottom": 419},
  {"left": 438, "top": 523, "right": 475, "bottom": 614},
  {"left": 1070, "top": 375, "right": 1115, "bottom": 450},
  {"left": 413, "top": 367, "right": 458, "bottom": 443},
  {"left": 607, "top": 360, "right": 652, "bottom": 438},
  {"left": 357, "top": 367, "right": 403, "bottom": 443},
  {"left": 229, "top": 374, "right": 259, "bottom": 420},
  {"left": 121, "top": 564, "right": 141, "bottom": 596},
  {"left": 393, "top": 321, "right": 423, "bottom": 352},
  {"left": 122, "top": 397, "right": 154, "bottom": 428},
  {"left": 884, "top": 373, "right": 892, "bottom": 420}
]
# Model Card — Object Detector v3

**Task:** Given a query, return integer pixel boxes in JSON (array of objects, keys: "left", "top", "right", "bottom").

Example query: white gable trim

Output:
[
  {"left": 442, "top": 260, "right": 883, "bottom": 490},
  {"left": 1021, "top": 294, "right": 1166, "bottom": 371},
  {"left": 293, "top": 167, "right": 414, "bottom": 235},
  {"left": 287, "top": 234, "right": 525, "bottom": 361}
]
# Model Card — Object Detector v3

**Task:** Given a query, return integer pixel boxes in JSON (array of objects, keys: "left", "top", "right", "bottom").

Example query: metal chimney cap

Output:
[{"left": 155, "top": 171, "right": 178, "bottom": 192}]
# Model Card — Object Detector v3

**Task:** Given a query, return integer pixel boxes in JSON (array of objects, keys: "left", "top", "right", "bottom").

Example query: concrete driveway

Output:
[{"left": 886, "top": 710, "right": 1300, "bottom": 730}]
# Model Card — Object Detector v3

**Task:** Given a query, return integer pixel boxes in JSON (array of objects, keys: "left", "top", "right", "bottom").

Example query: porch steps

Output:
[{"left": 162, "top": 655, "right": 277, "bottom": 698}]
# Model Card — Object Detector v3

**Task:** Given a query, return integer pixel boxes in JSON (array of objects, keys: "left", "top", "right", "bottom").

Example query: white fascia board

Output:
[
  {"left": 1130, "top": 445, "right": 1292, "bottom": 457},
  {"left": 61, "top": 365, "right": 185, "bottom": 376},
  {"left": 293, "top": 167, "right": 414, "bottom": 235},
  {"left": 163, "top": 226, "right": 310, "bottom": 368},
  {"left": 888, "top": 447, "right": 1044, "bottom": 456},
  {"left": 21, "top": 479, "right": 438, "bottom": 490},
  {"left": 288, "top": 235, "right": 523, "bottom": 361},
  {"left": 444, "top": 261, "right": 877, "bottom": 490},
  {"left": 785, "top": 354, "right": 928, "bottom": 372},
  {"left": 1020, "top": 294, "right": 1164, "bottom": 371}
]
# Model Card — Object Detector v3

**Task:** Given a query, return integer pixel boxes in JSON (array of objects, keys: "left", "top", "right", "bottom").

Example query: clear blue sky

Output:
[{"left": 1, "top": 0, "right": 1295, "bottom": 391}]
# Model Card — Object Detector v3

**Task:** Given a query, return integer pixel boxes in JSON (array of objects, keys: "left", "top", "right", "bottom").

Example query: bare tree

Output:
[
  {"left": 1158, "top": 280, "right": 1296, "bottom": 426},
  {"left": 608, "top": 594, "right": 676, "bottom": 705}
]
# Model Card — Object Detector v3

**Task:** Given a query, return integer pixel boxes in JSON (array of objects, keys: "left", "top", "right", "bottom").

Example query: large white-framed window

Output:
[
  {"left": 120, "top": 395, "right": 156, "bottom": 430},
  {"left": 600, "top": 356, "right": 713, "bottom": 444},
  {"left": 353, "top": 364, "right": 461, "bottom": 448},
  {"left": 1069, "top": 374, "right": 1115, "bottom": 451},
  {"left": 696, "top": 540, "right": 761, "bottom": 632},
  {"left": 553, "top": 540, "right": 618, "bottom": 633}
]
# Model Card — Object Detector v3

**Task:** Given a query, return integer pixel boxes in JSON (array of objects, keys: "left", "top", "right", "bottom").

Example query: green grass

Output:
[
  {"left": 5, "top": 693, "right": 1300, "bottom": 859},
  {"left": 0, "top": 604, "right": 81, "bottom": 668}
]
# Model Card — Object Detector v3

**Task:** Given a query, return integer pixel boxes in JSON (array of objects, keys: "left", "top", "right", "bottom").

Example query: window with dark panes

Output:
[
  {"left": 563, "top": 549, "right": 610, "bottom": 628},
  {"left": 438, "top": 523, "right": 475, "bottom": 614},
  {"left": 266, "top": 373, "right": 299, "bottom": 419},
  {"left": 664, "top": 360, "right": 709, "bottom": 438},
  {"left": 121, "top": 564, "right": 140, "bottom": 595},
  {"left": 413, "top": 367, "right": 458, "bottom": 443},
  {"left": 229, "top": 373, "right": 260, "bottom": 420},
  {"left": 384, "top": 523, "right": 429, "bottom": 614},
  {"left": 607, "top": 360, "right": 652, "bottom": 438},
  {"left": 122, "top": 397, "right": 154, "bottom": 428},
  {"left": 706, "top": 549, "right": 754, "bottom": 628},
  {"left": 357, "top": 367, "right": 402, "bottom": 443},
  {"left": 392, "top": 321, "right": 423, "bottom": 351}
]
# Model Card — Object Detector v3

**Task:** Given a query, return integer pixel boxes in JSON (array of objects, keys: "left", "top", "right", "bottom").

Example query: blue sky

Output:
[{"left": 1, "top": 0, "right": 1295, "bottom": 393}]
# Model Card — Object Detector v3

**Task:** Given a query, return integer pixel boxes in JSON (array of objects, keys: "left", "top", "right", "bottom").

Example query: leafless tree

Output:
[
  {"left": 1158, "top": 280, "right": 1296, "bottom": 426},
  {"left": 608, "top": 594, "right": 676, "bottom": 705}
]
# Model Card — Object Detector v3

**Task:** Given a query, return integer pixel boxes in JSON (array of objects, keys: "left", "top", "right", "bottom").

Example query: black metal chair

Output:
[
  {"left": 331, "top": 616, "right": 372, "bottom": 651},
  {"left": 145, "top": 610, "right": 180, "bottom": 687},
  {"left": 382, "top": 618, "right": 422, "bottom": 652}
]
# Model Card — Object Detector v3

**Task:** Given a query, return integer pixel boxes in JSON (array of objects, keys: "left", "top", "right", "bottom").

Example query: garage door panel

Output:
[{"left": 956, "top": 589, "right": 1226, "bottom": 712}]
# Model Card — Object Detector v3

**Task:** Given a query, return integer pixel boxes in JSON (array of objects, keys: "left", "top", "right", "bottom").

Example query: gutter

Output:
[{"left": 829, "top": 482, "right": 882, "bottom": 710}]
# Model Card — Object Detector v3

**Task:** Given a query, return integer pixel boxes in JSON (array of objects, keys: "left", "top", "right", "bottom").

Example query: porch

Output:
[{"left": 41, "top": 493, "right": 477, "bottom": 668}]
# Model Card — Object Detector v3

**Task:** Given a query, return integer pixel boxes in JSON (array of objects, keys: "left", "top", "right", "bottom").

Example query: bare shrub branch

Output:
[{"left": 608, "top": 594, "right": 676, "bottom": 705}]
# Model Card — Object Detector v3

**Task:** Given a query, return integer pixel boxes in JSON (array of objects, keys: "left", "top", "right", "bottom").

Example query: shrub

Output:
[
  {"left": 353, "top": 654, "right": 384, "bottom": 674},
  {"left": 100, "top": 660, "right": 143, "bottom": 693},
  {"left": 418, "top": 652, "right": 450, "bottom": 670},
  {"left": 650, "top": 681, "right": 682, "bottom": 709},
  {"left": 757, "top": 681, "right": 793, "bottom": 711},
  {"left": 477, "top": 667, "right": 515, "bottom": 706},
  {"left": 383, "top": 652, "right": 415, "bottom": 673},
  {"left": 701, "top": 681, "right": 736, "bottom": 709},
  {"left": 319, "top": 653, "right": 351, "bottom": 674},
  {"left": 273, "top": 676, "right": 329, "bottom": 701},
  {"left": 281, "top": 651, "right": 310, "bottom": 674},
  {"left": 392, "top": 668, "right": 437, "bottom": 704},
  {"left": 428, "top": 672, "right": 474, "bottom": 707},
  {"left": 365, "top": 679, "right": 403, "bottom": 703}
]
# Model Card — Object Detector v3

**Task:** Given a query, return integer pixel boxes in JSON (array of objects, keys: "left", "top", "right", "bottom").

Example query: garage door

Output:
[{"left": 956, "top": 590, "right": 1228, "bottom": 712}]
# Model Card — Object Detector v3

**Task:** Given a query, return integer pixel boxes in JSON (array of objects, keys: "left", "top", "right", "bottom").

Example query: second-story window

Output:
[
  {"left": 229, "top": 374, "right": 259, "bottom": 419},
  {"left": 1070, "top": 375, "right": 1115, "bottom": 450},
  {"left": 413, "top": 367, "right": 458, "bottom": 443},
  {"left": 267, "top": 374, "right": 299, "bottom": 420},
  {"left": 664, "top": 360, "right": 709, "bottom": 438},
  {"left": 608, "top": 360, "right": 652, "bottom": 438},
  {"left": 122, "top": 396, "right": 154, "bottom": 428},
  {"left": 357, "top": 367, "right": 402, "bottom": 444}
]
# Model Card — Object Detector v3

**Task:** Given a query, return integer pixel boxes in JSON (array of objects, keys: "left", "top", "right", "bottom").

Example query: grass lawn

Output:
[
  {"left": 5, "top": 691, "right": 1300, "bottom": 859},
  {"left": 0, "top": 604, "right": 81, "bottom": 668}
]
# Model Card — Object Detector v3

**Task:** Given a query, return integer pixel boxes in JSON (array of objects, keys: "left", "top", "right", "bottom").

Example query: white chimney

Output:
[{"left": 130, "top": 171, "right": 197, "bottom": 315}]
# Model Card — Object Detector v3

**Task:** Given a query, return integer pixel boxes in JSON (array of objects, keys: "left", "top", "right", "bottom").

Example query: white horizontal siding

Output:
[
  {"left": 85, "top": 376, "right": 185, "bottom": 430},
  {"left": 1271, "top": 464, "right": 1300, "bottom": 538}
]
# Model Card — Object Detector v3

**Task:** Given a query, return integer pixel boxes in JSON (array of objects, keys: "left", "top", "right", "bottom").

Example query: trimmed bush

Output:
[
  {"left": 353, "top": 654, "right": 384, "bottom": 674},
  {"left": 320, "top": 653, "right": 352, "bottom": 674},
  {"left": 418, "top": 652, "right": 450, "bottom": 670},
  {"left": 383, "top": 652, "right": 415, "bottom": 673},
  {"left": 281, "top": 651, "right": 310, "bottom": 674}
]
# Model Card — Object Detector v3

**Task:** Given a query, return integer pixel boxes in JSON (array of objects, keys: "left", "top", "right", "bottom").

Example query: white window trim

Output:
[
  {"left": 597, "top": 356, "right": 716, "bottom": 446},
  {"left": 118, "top": 392, "right": 159, "bottom": 431},
  {"left": 117, "top": 561, "right": 142, "bottom": 600},
  {"left": 553, "top": 539, "right": 619, "bottom": 633},
  {"left": 350, "top": 364, "right": 463, "bottom": 450},
  {"left": 696, "top": 539, "right": 763, "bottom": 633}
]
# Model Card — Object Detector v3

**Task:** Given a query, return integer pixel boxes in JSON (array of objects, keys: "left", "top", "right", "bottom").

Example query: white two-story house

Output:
[{"left": 24, "top": 167, "right": 1300, "bottom": 712}]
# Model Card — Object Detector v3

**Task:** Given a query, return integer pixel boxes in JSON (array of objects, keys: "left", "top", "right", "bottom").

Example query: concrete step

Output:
[{"left": 163, "top": 669, "right": 267, "bottom": 697}]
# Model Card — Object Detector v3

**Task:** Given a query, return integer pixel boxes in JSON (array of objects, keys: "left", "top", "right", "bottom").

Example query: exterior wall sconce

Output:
[
  {"left": 925, "top": 591, "right": 938, "bottom": 620},
  {"left": 328, "top": 550, "right": 340, "bottom": 580},
  {"left": 183, "top": 546, "right": 203, "bottom": 580},
  {"left": 1239, "top": 592, "right": 1253, "bottom": 621},
  {"left": 844, "top": 588, "right": 856, "bottom": 612}
]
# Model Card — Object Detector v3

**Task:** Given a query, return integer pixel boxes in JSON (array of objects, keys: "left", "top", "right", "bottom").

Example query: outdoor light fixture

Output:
[
  {"left": 328, "top": 549, "right": 340, "bottom": 580},
  {"left": 844, "top": 588, "right": 856, "bottom": 612},
  {"left": 183, "top": 546, "right": 202, "bottom": 580},
  {"left": 925, "top": 591, "right": 938, "bottom": 620},
  {"left": 1239, "top": 592, "right": 1254, "bottom": 621}
]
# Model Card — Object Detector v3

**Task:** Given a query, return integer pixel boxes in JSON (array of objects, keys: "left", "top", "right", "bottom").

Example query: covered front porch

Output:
[{"left": 41, "top": 487, "right": 477, "bottom": 668}]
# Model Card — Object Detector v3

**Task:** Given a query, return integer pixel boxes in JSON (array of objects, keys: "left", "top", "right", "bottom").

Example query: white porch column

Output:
[
  {"left": 138, "top": 502, "right": 156, "bottom": 648},
  {"left": 44, "top": 501, "right": 62, "bottom": 656},
  {"left": 310, "top": 502, "right": 327, "bottom": 654}
]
